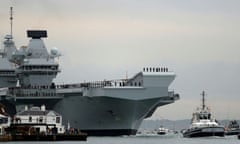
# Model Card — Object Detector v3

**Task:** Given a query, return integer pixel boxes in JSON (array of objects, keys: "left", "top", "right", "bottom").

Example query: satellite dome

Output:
[{"left": 51, "top": 47, "right": 58, "bottom": 56}]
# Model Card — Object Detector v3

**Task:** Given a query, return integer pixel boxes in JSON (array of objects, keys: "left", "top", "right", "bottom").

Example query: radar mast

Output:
[{"left": 10, "top": 7, "right": 13, "bottom": 38}]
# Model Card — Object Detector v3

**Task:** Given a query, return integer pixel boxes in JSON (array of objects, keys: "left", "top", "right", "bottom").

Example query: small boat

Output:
[
  {"left": 225, "top": 120, "right": 240, "bottom": 135},
  {"left": 157, "top": 126, "right": 169, "bottom": 135},
  {"left": 183, "top": 91, "right": 225, "bottom": 138}
]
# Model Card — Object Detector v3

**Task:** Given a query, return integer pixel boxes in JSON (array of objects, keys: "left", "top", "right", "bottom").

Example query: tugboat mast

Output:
[{"left": 201, "top": 91, "right": 206, "bottom": 110}]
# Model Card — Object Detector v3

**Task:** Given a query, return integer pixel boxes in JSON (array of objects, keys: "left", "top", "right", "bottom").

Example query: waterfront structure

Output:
[
  {"left": 13, "top": 105, "right": 65, "bottom": 134},
  {"left": 183, "top": 91, "right": 225, "bottom": 138},
  {"left": 0, "top": 104, "right": 10, "bottom": 135},
  {"left": 0, "top": 114, "right": 10, "bottom": 135}
]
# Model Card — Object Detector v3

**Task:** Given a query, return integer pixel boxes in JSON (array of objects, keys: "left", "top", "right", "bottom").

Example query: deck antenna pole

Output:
[
  {"left": 126, "top": 71, "right": 128, "bottom": 80},
  {"left": 201, "top": 91, "right": 205, "bottom": 110},
  {"left": 10, "top": 7, "right": 13, "bottom": 38}
]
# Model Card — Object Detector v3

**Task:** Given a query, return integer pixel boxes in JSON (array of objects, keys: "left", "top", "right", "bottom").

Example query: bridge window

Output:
[
  {"left": 56, "top": 117, "right": 60, "bottom": 123},
  {"left": 39, "top": 117, "right": 43, "bottom": 123}
]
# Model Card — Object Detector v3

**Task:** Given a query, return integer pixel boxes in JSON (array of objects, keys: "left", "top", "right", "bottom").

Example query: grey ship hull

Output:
[
  {"left": 7, "top": 91, "right": 177, "bottom": 136},
  {"left": 53, "top": 96, "right": 174, "bottom": 136}
]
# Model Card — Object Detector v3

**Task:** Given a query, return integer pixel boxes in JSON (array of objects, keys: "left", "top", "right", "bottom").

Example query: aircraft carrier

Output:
[{"left": 0, "top": 7, "right": 179, "bottom": 136}]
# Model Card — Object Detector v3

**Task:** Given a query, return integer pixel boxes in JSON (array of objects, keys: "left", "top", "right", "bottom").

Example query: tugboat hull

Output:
[
  {"left": 183, "top": 127, "right": 225, "bottom": 138},
  {"left": 157, "top": 132, "right": 167, "bottom": 135}
]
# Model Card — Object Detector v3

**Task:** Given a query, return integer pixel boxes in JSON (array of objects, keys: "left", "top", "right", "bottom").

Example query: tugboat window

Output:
[{"left": 29, "top": 116, "right": 32, "bottom": 122}]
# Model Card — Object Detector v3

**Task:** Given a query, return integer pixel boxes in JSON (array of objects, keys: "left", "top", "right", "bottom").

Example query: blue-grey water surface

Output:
[{"left": 3, "top": 134, "right": 238, "bottom": 144}]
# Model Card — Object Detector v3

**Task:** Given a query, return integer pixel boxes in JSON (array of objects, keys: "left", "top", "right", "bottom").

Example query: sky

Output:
[{"left": 0, "top": 0, "right": 240, "bottom": 120}]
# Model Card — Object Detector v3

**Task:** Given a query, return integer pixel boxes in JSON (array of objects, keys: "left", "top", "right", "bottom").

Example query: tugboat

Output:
[
  {"left": 183, "top": 91, "right": 225, "bottom": 138},
  {"left": 157, "top": 126, "right": 168, "bottom": 135},
  {"left": 225, "top": 120, "right": 240, "bottom": 136}
]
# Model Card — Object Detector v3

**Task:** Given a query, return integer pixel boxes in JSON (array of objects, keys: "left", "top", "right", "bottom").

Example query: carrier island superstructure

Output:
[{"left": 0, "top": 16, "right": 179, "bottom": 136}]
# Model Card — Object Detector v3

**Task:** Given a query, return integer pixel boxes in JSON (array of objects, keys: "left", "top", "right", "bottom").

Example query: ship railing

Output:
[
  {"left": 7, "top": 87, "right": 63, "bottom": 97},
  {"left": 54, "top": 78, "right": 142, "bottom": 89},
  {"left": 55, "top": 81, "right": 116, "bottom": 89},
  {"left": 0, "top": 71, "right": 16, "bottom": 76},
  {"left": 6, "top": 78, "right": 142, "bottom": 96},
  {"left": 19, "top": 69, "right": 61, "bottom": 72},
  {"left": 19, "top": 65, "right": 59, "bottom": 71}
]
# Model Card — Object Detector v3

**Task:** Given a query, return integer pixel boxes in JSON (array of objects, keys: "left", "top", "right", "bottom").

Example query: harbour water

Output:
[{"left": 3, "top": 135, "right": 238, "bottom": 144}]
